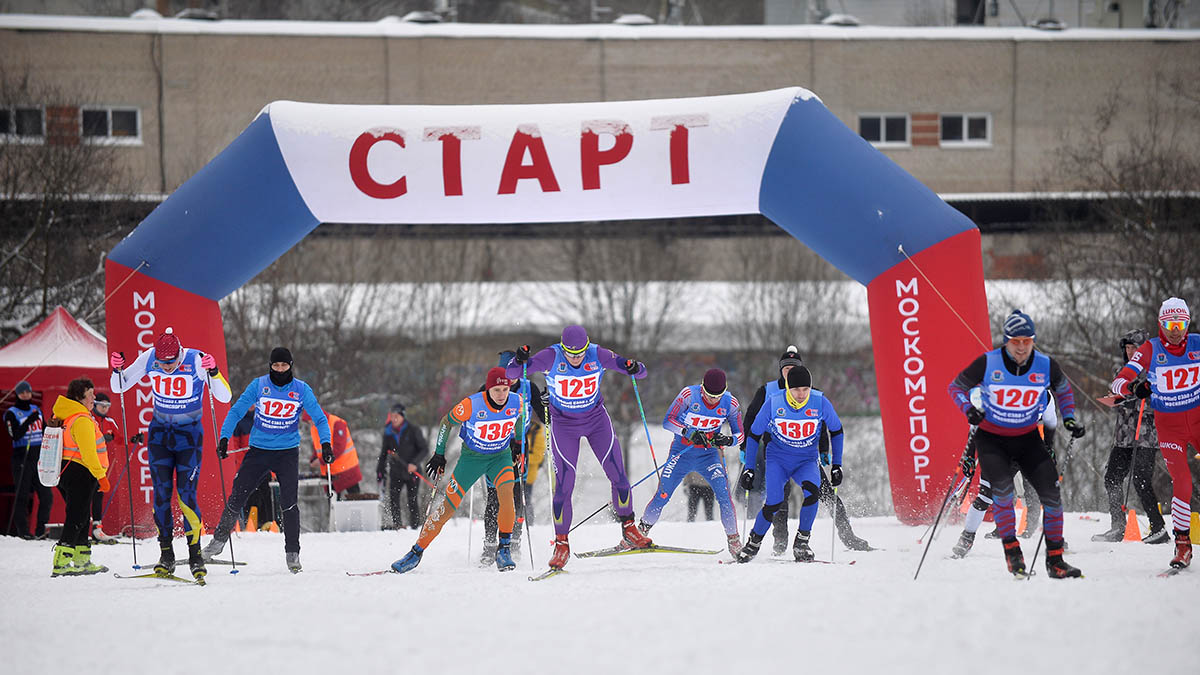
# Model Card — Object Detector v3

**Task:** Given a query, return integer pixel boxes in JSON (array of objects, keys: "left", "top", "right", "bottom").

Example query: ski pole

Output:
[
  {"left": 918, "top": 426, "right": 977, "bottom": 544},
  {"left": 568, "top": 443, "right": 702, "bottom": 534},
  {"left": 630, "top": 377, "right": 663, "bottom": 487},
  {"left": 516, "top": 366, "right": 535, "bottom": 569},
  {"left": 914, "top": 467, "right": 965, "bottom": 581},
  {"left": 829, "top": 485, "right": 837, "bottom": 563},
  {"left": 326, "top": 459, "right": 335, "bottom": 533},
  {"left": 115, "top": 357, "right": 140, "bottom": 568},
  {"left": 466, "top": 477, "right": 475, "bottom": 566},
  {"left": 205, "top": 377, "right": 238, "bottom": 574},
  {"left": 5, "top": 436, "right": 35, "bottom": 536}
]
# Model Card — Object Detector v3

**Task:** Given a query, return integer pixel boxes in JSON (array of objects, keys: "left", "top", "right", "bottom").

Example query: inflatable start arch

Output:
[{"left": 105, "top": 87, "right": 989, "bottom": 530}]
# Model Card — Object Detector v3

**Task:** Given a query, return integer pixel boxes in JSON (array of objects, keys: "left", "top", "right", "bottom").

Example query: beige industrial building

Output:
[{"left": 2, "top": 14, "right": 1197, "bottom": 200}]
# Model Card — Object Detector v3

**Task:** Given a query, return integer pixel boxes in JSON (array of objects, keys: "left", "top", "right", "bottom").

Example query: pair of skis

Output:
[
  {"left": 349, "top": 544, "right": 721, "bottom": 579},
  {"left": 114, "top": 571, "right": 206, "bottom": 586}
]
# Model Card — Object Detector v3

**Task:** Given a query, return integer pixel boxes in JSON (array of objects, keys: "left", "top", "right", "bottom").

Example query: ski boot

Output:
[
  {"left": 1091, "top": 522, "right": 1125, "bottom": 542},
  {"left": 201, "top": 534, "right": 227, "bottom": 562},
  {"left": 188, "top": 541, "right": 207, "bottom": 583},
  {"left": 391, "top": 545, "right": 423, "bottom": 574},
  {"left": 1142, "top": 524, "right": 1170, "bottom": 545},
  {"left": 286, "top": 551, "right": 302, "bottom": 574},
  {"left": 72, "top": 545, "right": 108, "bottom": 576},
  {"left": 793, "top": 531, "right": 815, "bottom": 562},
  {"left": 737, "top": 532, "right": 763, "bottom": 563},
  {"left": 950, "top": 530, "right": 976, "bottom": 559},
  {"left": 1044, "top": 540, "right": 1082, "bottom": 578},
  {"left": 480, "top": 539, "right": 498, "bottom": 566},
  {"left": 984, "top": 527, "right": 1001, "bottom": 540},
  {"left": 1170, "top": 530, "right": 1193, "bottom": 569},
  {"left": 727, "top": 533, "right": 742, "bottom": 559},
  {"left": 154, "top": 540, "right": 177, "bottom": 576},
  {"left": 637, "top": 519, "right": 652, "bottom": 535},
  {"left": 620, "top": 515, "right": 652, "bottom": 550},
  {"left": 1002, "top": 537, "right": 1026, "bottom": 577},
  {"left": 495, "top": 534, "right": 516, "bottom": 572},
  {"left": 548, "top": 534, "right": 570, "bottom": 569},
  {"left": 52, "top": 544, "right": 76, "bottom": 577}
]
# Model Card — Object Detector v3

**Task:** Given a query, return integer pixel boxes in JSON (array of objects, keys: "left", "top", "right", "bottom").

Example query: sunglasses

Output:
[
  {"left": 561, "top": 341, "right": 589, "bottom": 355},
  {"left": 1007, "top": 337, "right": 1034, "bottom": 347},
  {"left": 1162, "top": 320, "right": 1188, "bottom": 332}
]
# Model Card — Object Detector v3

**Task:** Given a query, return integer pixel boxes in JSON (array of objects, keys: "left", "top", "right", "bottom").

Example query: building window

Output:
[
  {"left": 0, "top": 106, "right": 46, "bottom": 142},
  {"left": 940, "top": 113, "right": 991, "bottom": 146},
  {"left": 859, "top": 114, "right": 909, "bottom": 147},
  {"left": 80, "top": 106, "right": 141, "bottom": 144}
]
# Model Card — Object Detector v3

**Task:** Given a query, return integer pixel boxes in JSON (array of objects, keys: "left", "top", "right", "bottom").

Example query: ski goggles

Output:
[
  {"left": 154, "top": 356, "right": 183, "bottom": 370},
  {"left": 1161, "top": 319, "right": 1189, "bottom": 332},
  {"left": 561, "top": 340, "right": 590, "bottom": 355},
  {"left": 1006, "top": 336, "right": 1034, "bottom": 347}
]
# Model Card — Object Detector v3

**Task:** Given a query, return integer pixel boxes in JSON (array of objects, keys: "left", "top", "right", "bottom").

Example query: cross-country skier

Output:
[
  {"left": 202, "top": 347, "right": 330, "bottom": 573},
  {"left": 741, "top": 346, "right": 871, "bottom": 553},
  {"left": 505, "top": 325, "right": 653, "bottom": 569},
  {"left": 636, "top": 368, "right": 744, "bottom": 557},
  {"left": 1110, "top": 298, "right": 1199, "bottom": 569},
  {"left": 391, "top": 367, "right": 525, "bottom": 573},
  {"left": 481, "top": 350, "right": 546, "bottom": 565},
  {"left": 1093, "top": 329, "right": 1167, "bottom": 544},
  {"left": 110, "top": 328, "right": 232, "bottom": 581},
  {"left": 737, "top": 365, "right": 845, "bottom": 563},
  {"left": 947, "top": 309, "right": 1085, "bottom": 578},
  {"left": 951, "top": 388, "right": 1058, "bottom": 558}
]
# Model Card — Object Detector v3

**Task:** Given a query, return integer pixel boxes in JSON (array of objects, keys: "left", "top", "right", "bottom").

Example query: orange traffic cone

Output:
[
  {"left": 1123, "top": 508, "right": 1141, "bottom": 541},
  {"left": 264, "top": 521, "right": 279, "bottom": 533},
  {"left": 1191, "top": 513, "right": 1200, "bottom": 545},
  {"left": 246, "top": 506, "right": 259, "bottom": 533}
]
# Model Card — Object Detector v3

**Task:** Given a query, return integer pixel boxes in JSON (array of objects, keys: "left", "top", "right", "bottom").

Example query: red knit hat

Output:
[
  {"left": 155, "top": 329, "right": 181, "bottom": 362},
  {"left": 485, "top": 367, "right": 512, "bottom": 390}
]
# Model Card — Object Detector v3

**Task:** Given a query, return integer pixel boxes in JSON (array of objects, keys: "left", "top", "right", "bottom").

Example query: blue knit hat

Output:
[
  {"left": 14, "top": 380, "right": 32, "bottom": 395},
  {"left": 1003, "top": 309, "right": 1036, "bottom": 340}
]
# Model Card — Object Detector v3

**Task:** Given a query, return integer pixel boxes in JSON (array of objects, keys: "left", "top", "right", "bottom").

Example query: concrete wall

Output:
[{"left": 1, "top": 21, "right": 1196, "bottom": 196}]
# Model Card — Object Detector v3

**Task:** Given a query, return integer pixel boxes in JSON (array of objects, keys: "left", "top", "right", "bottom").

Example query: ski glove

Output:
[
  {"left": 130, "top": 432, "right": 145, "bottom": 445},
  {"left": 1063, "top": 417, "right": 1086, "bottom": 439},
  {"left": 216, "top": 438, "right": 229, "bottom": 460},
  {"left": 959, "top": 454, "right": 976, "bottom": 478},
  {"left": 1131, "top": 380, "right": 1152, "bottom": 399},
  {"left": 965, "top": 407, "right": 985, "bottom": 425},
  {"left": 321, "top": 442, "right": 334, "bottom": 464},
  {"left": 514, "top": 345, "right": 531, "bottom": 364},
  {"left": 103, "top": 432, "right": 115, "bottom": 443},
  {"left": 830, "top": 464, "right": 843, "bottom": 487},
  {"left": 200, "top": 353, "right": 217, "bottom": 372},
  {"left": 622, "top": 359, "right": 642, "bottom": 376},
  {"left": 689, "top": 429, "right": 711, "bottom": 447},
  {"left": 738, "top": 468, "right": 755, "bottom": 491},
  {"left": 97, "top": 476, "right": 111, "bottom": 493},
  {"left": 426, "top": 454, "right": 447, "bottom": 478},
  {"left": 711, "top": 434, "right": 735, "bottom": 448},
  {"left": 110, "top": 352, "right": 124, "bottom": 370}
]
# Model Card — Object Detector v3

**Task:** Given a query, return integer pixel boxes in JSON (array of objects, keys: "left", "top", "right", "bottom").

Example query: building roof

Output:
[{"left": 1, "top": 13, "right": 1198, "bottom": 41}]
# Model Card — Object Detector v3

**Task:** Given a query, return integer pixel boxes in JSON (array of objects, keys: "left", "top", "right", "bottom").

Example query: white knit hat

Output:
[{"left": 1158, "top": 297, "right": 1190, "bottom": 323}]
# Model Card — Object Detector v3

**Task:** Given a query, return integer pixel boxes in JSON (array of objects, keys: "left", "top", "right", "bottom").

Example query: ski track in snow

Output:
[{"left": 3, "top": 515, "right": 1196, "bottom": 675}]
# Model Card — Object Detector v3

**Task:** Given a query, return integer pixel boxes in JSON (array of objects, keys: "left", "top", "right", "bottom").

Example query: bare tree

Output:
[{"left": 0, "top": 68, "right": 139, "bottom": 344}]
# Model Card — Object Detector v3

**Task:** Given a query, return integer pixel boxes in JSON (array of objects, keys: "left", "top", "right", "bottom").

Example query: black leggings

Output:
[
  {"left": 1103, "top": 446, "right": 1163, "bottom": 528},
  {"left": 56, "top": 462, "right": 98, "bottom": 547},
  {"left": 213, "top": 448, "right": 300, "bottom": 553},
  {"left": 975, "top": 430, "right": 1063, "bottom": 540}
]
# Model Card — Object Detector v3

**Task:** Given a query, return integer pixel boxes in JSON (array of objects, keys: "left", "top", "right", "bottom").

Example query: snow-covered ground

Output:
[{"left": 4, "top": 512, "right": 1195, "bottom": 675}]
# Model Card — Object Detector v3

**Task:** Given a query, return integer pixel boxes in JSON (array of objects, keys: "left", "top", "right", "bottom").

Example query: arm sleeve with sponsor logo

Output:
[
  {"left": 727, "top": 395, "right": 745, "bottom": 447},
  {"left": 1046, "top": 358, "right": 1077, "bottom": 420},
  {"left": 220, "top": 382, "right": 260, "bottom": 439},
  {"left": 822, "top": 397, "right": 845, "bottom": 465},
  {"left": 1111, "top": 342, "right": 1154, "bottom": 396},
  {"left": 947, "top": 355, "right": 987, "bottom": 415},
  {"left": 662, "top": 387, "right": 692, "bottom": 437},
  {"left": 110, "top": 348, "right": 152, "bottom": 394},
  {"left": 435, "top": 397, "right": 472, "bottom": 456}
]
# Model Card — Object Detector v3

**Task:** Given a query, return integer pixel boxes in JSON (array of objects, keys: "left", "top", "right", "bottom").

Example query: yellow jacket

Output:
[{"left": 52, "top": 396, "right": 107, "bottom": 480}]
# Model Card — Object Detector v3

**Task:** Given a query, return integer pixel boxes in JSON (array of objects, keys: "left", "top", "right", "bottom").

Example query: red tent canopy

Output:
[{"left": 1, "top": 307, "right": 112, "bottom": 534}]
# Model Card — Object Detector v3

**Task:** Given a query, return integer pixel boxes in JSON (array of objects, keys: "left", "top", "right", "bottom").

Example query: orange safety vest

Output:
[
  {"left": 62, "top": 412, "right": 108, "bottom": 470},
  {"left": 310, "top": 414, "right": 359, "bottom": 478}
]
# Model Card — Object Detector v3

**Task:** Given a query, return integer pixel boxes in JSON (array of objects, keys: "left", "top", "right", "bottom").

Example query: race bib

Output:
[
  {"left": 474, "top": 419, "right": 515, "bottom": 442},
  {"left": 987, "top": 385, "right": 1044, "bottom": 412},
  {"left": 775, "top": 418, "right": 818, "bottom": 441},
  {"left": 684, "top": 413, "right": 723, "bottom": 430},
  {"left": 259, "top": 397, "right": 300, "bottom": 421},
  {"left": 150, "top": 373, "right": 193, "bottom": 400},
  {"left": 1155, "top": 364, "right": 1200, "bottom": 394},
  {"left": 554, "top": 374, "right": 600, "bottom": 400}
]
